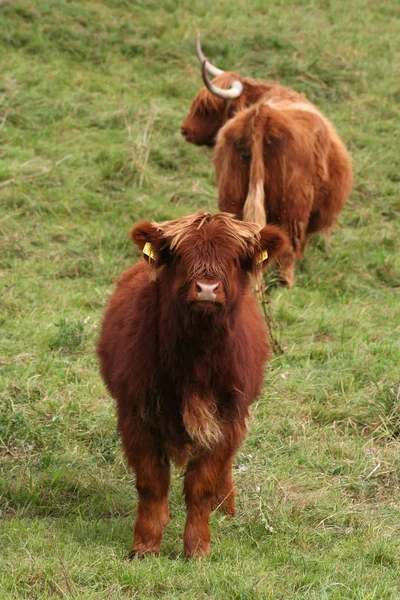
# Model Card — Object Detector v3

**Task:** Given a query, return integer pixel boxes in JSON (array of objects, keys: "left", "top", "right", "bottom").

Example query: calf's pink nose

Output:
[{"left": 196, "top": 282, "right": 219, "bottom": 301}]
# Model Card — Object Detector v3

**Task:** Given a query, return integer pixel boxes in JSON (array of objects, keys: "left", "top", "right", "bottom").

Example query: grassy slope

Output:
[{"left": 1, "top": 1, "right": 399, "bottom": 598}]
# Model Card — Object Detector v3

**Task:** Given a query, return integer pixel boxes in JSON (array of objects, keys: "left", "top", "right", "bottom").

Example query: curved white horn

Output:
[
  {"left": 196, "top": 33, "right": 224, "bottom": 77},
  {"left": 201, "top": 60, "right": 243, "bottom": 99}
]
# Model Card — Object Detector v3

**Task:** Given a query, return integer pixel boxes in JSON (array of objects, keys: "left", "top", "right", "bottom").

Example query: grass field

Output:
[{"left": 1, "top": 0, "right": 400, "bottom": 598}]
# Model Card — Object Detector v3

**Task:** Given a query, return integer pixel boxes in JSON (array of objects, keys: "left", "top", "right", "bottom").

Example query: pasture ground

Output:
[{"left": 1, "top": 1, "right": 399, "bottom": 598}]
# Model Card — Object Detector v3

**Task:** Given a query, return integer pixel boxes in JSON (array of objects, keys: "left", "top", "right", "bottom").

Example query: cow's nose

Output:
[{"left": 196, "top": 281, "right": 220, "bottom": 301}]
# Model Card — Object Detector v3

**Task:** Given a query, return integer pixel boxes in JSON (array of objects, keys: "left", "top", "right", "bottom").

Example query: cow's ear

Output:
[
  {"left": 131, "top": 221, "right": 171, "bottom": 269},
  {"left": 131, "top": 221, "right": 161, "bottom": 251},
  {"left": 254, "top": 225, "right": 289, "bottom": 267}
]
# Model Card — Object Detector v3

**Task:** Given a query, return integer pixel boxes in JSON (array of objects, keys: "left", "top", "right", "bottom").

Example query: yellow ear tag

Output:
[
  {"left": 256, "top": 250, "right": 268, "bottom": 265},
  {"left": 142, "top": 242, "right": 156, "bottom": 263}
]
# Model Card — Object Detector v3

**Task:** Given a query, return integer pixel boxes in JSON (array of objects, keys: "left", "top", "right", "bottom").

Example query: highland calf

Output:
[
  {"left": 181, "top": 36, "right": 353, "bottom": 287},
  {"left": 97, "top": 211, "right": 288, "bottom": 558}
]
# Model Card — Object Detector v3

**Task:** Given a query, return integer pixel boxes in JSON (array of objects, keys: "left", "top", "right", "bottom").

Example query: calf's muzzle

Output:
[
  {"left": 196, "top": 281, "right": 220, "bottom": 301},
  {"left": 188, "top": 278, "right": 224, "bottom": 305}
]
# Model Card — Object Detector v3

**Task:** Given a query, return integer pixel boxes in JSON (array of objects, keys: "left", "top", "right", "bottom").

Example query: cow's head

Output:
[
  {"left": 181, "top": 34, "right": 250, "bottom": 147},
  {"left": 131, "top": 212, "right": 288, "bottom": 316},
  {"left": 180, "top": 72, "right": 245, "bottom": 146}
]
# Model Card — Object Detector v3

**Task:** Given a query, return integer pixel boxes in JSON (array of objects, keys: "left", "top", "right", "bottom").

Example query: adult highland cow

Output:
[
  {"left": 181, "top": 35, "right": 353, "bottom": 287},
  {"left": 97, "top": 211, "right": 289, "bottom": 558}
]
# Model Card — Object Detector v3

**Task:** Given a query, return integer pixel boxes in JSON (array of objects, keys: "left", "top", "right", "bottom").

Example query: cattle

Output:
[
  {"left": 180, "top": 34, "right": 310, "bottom": 147},
  {"left": 181, "top": 35, "right": 353, "bottom": 287},
  {"left": 97, "top": 211, "right": 289, "bottom": 558}
]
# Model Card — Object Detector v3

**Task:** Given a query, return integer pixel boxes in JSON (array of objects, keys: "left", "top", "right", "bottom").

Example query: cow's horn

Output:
[
  {"left": 196, "top": 33, "right": 224, "bottom": 77},
  {"left": 201, "top": 60, "right": 243, "bottom": 99}
]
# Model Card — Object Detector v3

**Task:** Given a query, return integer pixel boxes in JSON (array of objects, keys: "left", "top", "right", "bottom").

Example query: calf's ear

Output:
[
  {"left": 131, "top": 221, "right": 171, "bottom": 269},
  {"left": 131, "top": 221, "right": 163, "bottom": 267},
  {"left": 131, "top": 220, "right": 161, "bottom": 251},
  {"left": 255, "top": 225, "right": 290, "bottom": 267}
]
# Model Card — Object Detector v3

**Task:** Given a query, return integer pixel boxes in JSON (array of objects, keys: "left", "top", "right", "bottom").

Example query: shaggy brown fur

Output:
[
  {"left": 181, "top": 71, "right": 308, "bottom": 147},
  {"left": 181, "top": 72, "right": 353, "bottom": 287},
  {"left": 97, "top": 211, "right": 289, "bottom": 558},
  {"left": 215, "top": 100, "right": 353, "bottom": 286}
]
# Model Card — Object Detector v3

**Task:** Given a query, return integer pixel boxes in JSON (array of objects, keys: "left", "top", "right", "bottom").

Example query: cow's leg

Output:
[
  {"left": 276, "top": 249, "right": 296, "bottom": 288},
  {"left": 130, "top": 452, "right": 170, "bottom": 558},
  {"left": 184, "top": 450, "right": 234, "bottom": 558},
  {"left": 212, "top": 457, "right": 236, "bottom": 516},
  {"left": 277, "top": 217, "right": 311, "bottom": 288},
  {"left": 120, "top": 419, "right": 170, "bottom": 558}
]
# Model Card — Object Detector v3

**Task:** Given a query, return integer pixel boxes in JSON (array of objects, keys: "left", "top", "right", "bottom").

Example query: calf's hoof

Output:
[
  {"left": 128, "top": 543, "right": 160, "bottom": 559},
  {"left": 184, "top": 538, "right": 211, "bottom": 559}
]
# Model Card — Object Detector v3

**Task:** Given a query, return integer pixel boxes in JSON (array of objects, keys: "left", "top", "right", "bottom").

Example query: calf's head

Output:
[{"left": 132, "top": 212, "right": 288, "bottom": 316}]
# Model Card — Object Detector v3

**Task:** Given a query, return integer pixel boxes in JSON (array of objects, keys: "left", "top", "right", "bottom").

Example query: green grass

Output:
[{"left": 1, "top": 0, "right": 400, "bottom": 598}]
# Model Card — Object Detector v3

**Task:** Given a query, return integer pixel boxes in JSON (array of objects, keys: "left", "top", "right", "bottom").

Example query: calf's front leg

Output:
[
  {"left": 184, "top": 450, "right": 234, "bottom": 558},
  {"left": 121, "top": 421, "right": 170, "bottom": 558},
  {"left": 130, "top": 455, "right": 170, "bottom": 558}
]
